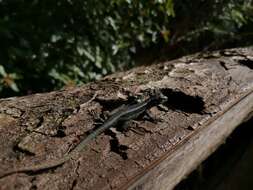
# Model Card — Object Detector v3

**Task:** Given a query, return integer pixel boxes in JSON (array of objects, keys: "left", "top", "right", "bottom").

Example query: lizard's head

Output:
[{"left": 149, "top": 89, "right": 168, "bottom": 105}]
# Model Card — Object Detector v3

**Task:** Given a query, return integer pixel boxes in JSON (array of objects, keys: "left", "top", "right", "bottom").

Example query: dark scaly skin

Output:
[{"left": 0, "top": 91, "right": 167, "bottom": 178}]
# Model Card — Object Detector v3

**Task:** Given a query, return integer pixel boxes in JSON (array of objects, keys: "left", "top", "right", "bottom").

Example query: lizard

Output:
[{"left": 0, "top": 89, "right": 168, "bottom": 178}]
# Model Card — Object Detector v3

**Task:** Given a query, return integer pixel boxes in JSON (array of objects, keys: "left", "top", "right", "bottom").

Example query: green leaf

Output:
[
  {"left": 165, "top": 0, "right": 175, "bottom": 17},
  {"left": 231, "top": 9, "right": 247, "bottom": 26},
  {"left": 0, "top": 65, "right": 7, "bottom": 77},
  {"left": 9, "top": 82, "right": 19, "bottom": 92}
]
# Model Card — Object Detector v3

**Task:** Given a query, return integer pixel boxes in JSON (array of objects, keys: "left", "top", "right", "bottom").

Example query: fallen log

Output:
[{"left": 0, "top": 47, "right": 253, "bottom": 190}]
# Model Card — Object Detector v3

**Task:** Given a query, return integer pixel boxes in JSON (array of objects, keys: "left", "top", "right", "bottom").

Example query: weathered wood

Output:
[{"left": 0, "top": 47, "right": 253, "bottom": 190}]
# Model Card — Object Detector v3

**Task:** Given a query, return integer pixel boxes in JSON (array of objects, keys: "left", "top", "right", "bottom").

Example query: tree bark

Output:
[{"left": 0, "top": 47, "right": 253, "bottom": 190}]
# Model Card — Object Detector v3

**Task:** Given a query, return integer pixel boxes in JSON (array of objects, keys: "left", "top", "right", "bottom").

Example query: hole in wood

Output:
[{"left": 161, "top": 88, "right": 205, "bottom": 114}]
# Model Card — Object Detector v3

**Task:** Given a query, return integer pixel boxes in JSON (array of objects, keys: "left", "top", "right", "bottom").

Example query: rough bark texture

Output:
[{"left": 0, "top": 47, "right": 253, "bottom": 190}]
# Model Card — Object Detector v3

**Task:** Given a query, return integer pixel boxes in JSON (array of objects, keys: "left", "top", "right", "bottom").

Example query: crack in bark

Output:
[
  {"left": 13, "top": 144, "right": 36, "bottom": 156},
  {"left": 70, "top": 179, "right": 77, "bottom": 190},
  {"left": 219, "top": 61, "right": 229, "bottom": 71},
  {"left": 238, "top": 59, "right": 253, "bottom": 70},
  {"left": 29, "top": 176, "right": 37, "bottom": 190},
  {"left": 106, "top": 129, "right": 129, "bottom": 160}
]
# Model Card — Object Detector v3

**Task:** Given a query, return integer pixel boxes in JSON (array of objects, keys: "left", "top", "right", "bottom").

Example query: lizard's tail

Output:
[
  {"left": 0, "top": 128, "right": 96, "bottom": 179},
  {"left": 0, "top": 156, "right": 68, "bottom": 179}
]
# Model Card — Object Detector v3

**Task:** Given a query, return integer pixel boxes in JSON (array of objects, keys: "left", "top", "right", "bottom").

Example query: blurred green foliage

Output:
[
  {"left": 0, "top": 0, "right": 174, "bottom": 97},
  {"left": 0, "top": 0, "right": 252, "bottom": 98},
  {"left": 169, "top": 0, "right": 253, "bottom": 56}
]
